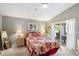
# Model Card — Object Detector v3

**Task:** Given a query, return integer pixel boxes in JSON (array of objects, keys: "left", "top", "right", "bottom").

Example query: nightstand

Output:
[{"left": 16, "top": 36, "right": 25, "bottom": 47}]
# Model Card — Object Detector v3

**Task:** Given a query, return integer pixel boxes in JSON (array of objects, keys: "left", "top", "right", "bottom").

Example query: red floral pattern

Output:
[
  {"left": 26, "top": 36, "right": 59, "bottom": 56},
  {"left": 28, "top": 32, "right": 41, "bottom": 37}
]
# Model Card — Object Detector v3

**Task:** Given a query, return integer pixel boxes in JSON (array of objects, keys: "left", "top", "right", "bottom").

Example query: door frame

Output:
[
  {"left": 51, "top": 21, "right": 66, "bottom": 45},
  {"left": 51, "top": 19, "right": 77, "bottom": 49}
]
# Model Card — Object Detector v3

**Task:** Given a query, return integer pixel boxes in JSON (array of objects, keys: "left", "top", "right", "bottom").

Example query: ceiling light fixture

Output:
[{"left": 42, "top": 3, "right": 48, "bottom": 8}]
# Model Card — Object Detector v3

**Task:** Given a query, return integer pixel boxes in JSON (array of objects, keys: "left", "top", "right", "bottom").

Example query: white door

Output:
[{"left": 66, "top": 18, "right": 76, "bottom": 49}]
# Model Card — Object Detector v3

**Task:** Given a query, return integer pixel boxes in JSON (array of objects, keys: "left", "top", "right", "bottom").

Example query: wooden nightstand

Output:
[{"left": 16, "top": 36, "right": 25, "bottom": 47}]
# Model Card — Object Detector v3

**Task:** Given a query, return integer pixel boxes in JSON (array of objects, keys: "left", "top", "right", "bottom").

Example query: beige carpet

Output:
[
  {"left": 0, "top": 45, "right": 77, "bottom": 56},
  {"left": 1, "top": 45, "right": 30, "bottom": 56}
]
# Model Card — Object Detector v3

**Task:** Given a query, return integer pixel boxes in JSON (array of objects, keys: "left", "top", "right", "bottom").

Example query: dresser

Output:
[{"left": 16, "top": 36, "right": 25, "bottom": 47}]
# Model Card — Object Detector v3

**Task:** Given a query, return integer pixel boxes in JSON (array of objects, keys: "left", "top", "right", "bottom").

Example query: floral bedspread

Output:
[{"left": 26, "top": 36, "right": 59, "bottom": 56}]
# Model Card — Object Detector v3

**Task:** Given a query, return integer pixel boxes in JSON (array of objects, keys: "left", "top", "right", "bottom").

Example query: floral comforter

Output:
[{"left": 26, "top": 36, "right": 59, "bottom": 56}]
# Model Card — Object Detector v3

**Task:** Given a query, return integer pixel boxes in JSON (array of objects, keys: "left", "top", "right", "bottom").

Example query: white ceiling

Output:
[{"left": 0, "top": 3, "right": 76, "bottom": 21}]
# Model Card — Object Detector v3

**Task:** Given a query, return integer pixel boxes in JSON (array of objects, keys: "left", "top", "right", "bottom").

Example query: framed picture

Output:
[{"left": 28, "top": 23, "right": 37, "bottom": 30}]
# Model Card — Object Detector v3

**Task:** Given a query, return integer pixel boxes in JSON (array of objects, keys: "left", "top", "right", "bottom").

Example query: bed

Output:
[{"left": 26, "top": 32, "right": 60, "bottom": 56}]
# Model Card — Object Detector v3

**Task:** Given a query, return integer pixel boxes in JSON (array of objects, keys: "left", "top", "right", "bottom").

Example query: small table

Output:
[{"left": 16, "top": 36, "right": 25, "bottom": 47}]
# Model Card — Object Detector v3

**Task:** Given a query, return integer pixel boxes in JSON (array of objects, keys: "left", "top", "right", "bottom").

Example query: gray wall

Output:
[
  {"left": 0, "top": 14, "right": 2, "bottom": 31},
  {"left": 0, "top": 13, "right": 2, "bottom": 50},
  {"left": 2, "top": 16, "right": 47, "bottom": 44},
  {"left": 48, "top": 4, "right": 79, "bottom": 39}
]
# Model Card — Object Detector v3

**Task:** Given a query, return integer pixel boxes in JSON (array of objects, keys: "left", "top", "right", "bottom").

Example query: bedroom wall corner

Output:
[
  {"left": 0, "top": 13, "right": 2, "bottom": 50},
  {"left": 0, "top": 13, "right": 2, "bottom": 31},
  {"left": 2, "top": 16, "right": 47, "bottom": 44}
]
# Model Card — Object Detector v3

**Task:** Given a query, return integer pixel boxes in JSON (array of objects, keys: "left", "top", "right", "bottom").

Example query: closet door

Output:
[{"left": 66, "top": 18, "right": 76, "bottom": 49}]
